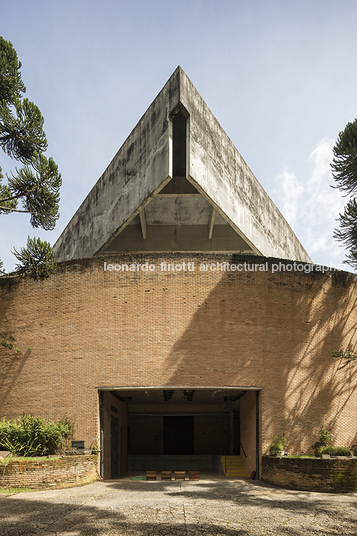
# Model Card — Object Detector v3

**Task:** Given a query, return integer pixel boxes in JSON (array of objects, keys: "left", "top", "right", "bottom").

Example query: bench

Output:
[
  {"left": 174, "top": 471, "right": 186, "bottom": 480},
  {"left": 145, "top": 470, "right": 200, "bottom": 481}
]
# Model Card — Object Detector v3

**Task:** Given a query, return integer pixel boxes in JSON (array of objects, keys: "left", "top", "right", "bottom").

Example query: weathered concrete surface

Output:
[
  {"left": 54, "top": 70, "right": 179, "bottom": 262},
  {"left": 54, "top": 67, "right": 311, "bottom": 263},
  {"left": 179, "top": 71, "right": 310, "bottom": 262},
  {"left": 0, "top": 476, "right": 356, "bottom": 535}
]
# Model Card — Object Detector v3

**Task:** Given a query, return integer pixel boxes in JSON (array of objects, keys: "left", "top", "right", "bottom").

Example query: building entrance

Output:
[
  {"left": 163, "top": 415, "right": 194, "bottom": 454},
  {"left": 99, "top": 387, "right": 260, "bottom": 479}
]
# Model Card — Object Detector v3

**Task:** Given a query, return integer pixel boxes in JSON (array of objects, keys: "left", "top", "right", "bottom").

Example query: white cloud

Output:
[
  {"left": 274, "top": 167, "right": 304, "bottom": 229},
  {"left": 274, "top": 138, "right": 347, "bottom": 266}
]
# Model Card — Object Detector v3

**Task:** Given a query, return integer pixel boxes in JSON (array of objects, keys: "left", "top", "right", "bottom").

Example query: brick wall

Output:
[
  {"left": 262, "top": 456, "right": 357, "bottom": 492},
  {"left": 1, "top": 253, "right": 357, "bottom": 466},
  {"left": 0, "top": 455, "right": 99, "bottom": 489}
]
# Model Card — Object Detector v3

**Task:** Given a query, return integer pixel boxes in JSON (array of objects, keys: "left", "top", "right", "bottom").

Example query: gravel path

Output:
[{"left": 0, "top": 476, "right": 356, "bottom": 535}]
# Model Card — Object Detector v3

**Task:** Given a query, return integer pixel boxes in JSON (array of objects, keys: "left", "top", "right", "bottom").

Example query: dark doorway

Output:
[
  {"left": 172, "top": 110, "right": 187, "bottom": 177},
  {"left": 110, "top": 415, "right": 119, "bottom": 478},
  {"left": 163, "top": 415, "right": 194, "bottom": 454}
]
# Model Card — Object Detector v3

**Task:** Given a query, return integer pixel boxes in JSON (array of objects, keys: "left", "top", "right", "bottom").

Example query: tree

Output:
[
  {"left": 331, "top": 118, "right": 357, "bottom": 268},
  {"left": 0, "top": 36, "right": 61, "bottom": 279},
  {"left": 12, "top": 236, "right": 56, "bottom": 281}
]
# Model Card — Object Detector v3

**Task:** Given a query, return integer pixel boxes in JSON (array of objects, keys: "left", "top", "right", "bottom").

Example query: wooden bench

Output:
[
  {"left": 174, "top": 471, "right": 186, "bottom": 480},
  {"left": 145, "top": 471, "right": 157, "bottom": 480},
  {"left": 188, "top": 470, "right": 200, "bottom": 480},
  {"left": 161, "top": 470, "right": 172, "bottom": 480}
]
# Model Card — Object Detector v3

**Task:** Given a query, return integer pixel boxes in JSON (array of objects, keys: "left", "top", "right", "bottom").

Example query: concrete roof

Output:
[{"left": 54, "top": 67, "right": 311, "bottom": 263}]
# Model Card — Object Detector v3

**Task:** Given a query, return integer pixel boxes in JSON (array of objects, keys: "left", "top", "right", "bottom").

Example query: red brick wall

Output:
[
  {"left": 262, "top": 456, "right": 357, "bottom": 492},
  {"left": 0, "top": 455, "right": 98, "bottom": 489},
  {"left": 1, "top": 254, "right": 357, "bottom": 464}
]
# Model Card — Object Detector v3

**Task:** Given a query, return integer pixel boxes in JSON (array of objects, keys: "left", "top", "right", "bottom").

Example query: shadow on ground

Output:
[{"left": 0, "top": 479, "right": 356, "bottom": 535}]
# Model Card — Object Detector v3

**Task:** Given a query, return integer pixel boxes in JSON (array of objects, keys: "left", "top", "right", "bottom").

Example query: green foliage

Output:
[
  {"left": 0, "top": 331, "right": 19, "bottom": 352},
  {"left": 268, "top": 433, "right": 287, "bottom": 455},
  {"left": 0, "top": 98, "right": 47, "bottom": 163},
  {"left": 319, "top": 446, "right": 336, "bottom": 456},
  {"left": 333, "top": 198, "right": 357, "bottom": 267},
  {"left": 12, "top": 237, "right": 56, "bottom": 281},
  {"left": 332, "top": 348, "right": 357, "bottom": 362},
  {"left": 333, "top": 447, "right": 353, "bottom": 457},
  {"left": 0, "top": 487, "right": 40, "bottom": 496},
  {"left": 0, "top": 36, "right": 61, "bottom": 278},
  {"left": 0, "top": 414, "right": 73, "bottom": 457},
  {"left": 331, "top": 119, "right": 357, "bottom": 267},
  {"left": 6, "top": 152, "right": 61, "bottom": 229},
  {"left": 91, "top": 438, "right": 99, "bottom": 454},
  {"left": 331, "top": 119, "right": 357, "bottom": 195},
  {"left": 319, "top": 446, "right": 353, "bottom": 457},
  {"left": 311, "top": 426, "right": 333, "bottom": 451},
  {"left": 0, "top": 36, "right": 25, "bottom": 104}
]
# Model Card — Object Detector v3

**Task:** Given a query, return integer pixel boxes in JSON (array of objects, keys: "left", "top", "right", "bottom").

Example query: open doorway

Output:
[
  {"left": 99, "top": 388, "right": 260, "bottom": 478},
  {"left": 163, "top": 415, "right": 194, "bottom": 454}
]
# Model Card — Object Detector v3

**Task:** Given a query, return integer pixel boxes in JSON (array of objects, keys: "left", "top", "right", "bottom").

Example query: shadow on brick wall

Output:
[{"left": 163, "top": 264, "right": 357, "bottom": 452}]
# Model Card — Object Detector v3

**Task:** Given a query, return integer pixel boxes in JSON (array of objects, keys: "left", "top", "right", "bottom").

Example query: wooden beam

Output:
[
  {"left": 208, "top": 206, "right": 216, "bottom": 239},
  {"left": 139, "top": 209, "right": 147, "bottom": 240}
]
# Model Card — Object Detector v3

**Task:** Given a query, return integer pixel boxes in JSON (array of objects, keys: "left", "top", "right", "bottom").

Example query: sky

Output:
[{"left": 1, "top": 0, "right": 357, "bottom": 272}]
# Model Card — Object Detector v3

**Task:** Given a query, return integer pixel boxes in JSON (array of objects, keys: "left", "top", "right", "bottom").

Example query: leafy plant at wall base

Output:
[
  {"left": 319, "top": 446, "right": 353, "bottom": 457},
  {"left": 0, "top": 414, "right": 73, "bottom": 456},
  {"left": 91, "top": 438, "right": 99, "bottom": 454},
  {"left": 333, "top": 447, "right": 353, "bottom": 457},
  {"left": 268, "top": 434, "right": 287, "bottom": 456},
  {"left": 312, "top": 426, "right": 333, "bottom": 454},
  {"left": 319, "top": 446, "right": 335, "bottom": 456}
]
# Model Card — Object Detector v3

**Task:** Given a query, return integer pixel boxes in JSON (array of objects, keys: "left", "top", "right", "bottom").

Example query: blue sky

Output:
[{"left": 1, "top": 0, "right": 357, "bottom": 271}]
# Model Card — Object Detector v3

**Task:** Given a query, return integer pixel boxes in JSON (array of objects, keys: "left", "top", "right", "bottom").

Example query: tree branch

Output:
[
  {"left": 0, "top": 206, "right": 30, "bottom": 213},
  {"left": 0, "top": 193, "right": 23, "bottom": 203}
]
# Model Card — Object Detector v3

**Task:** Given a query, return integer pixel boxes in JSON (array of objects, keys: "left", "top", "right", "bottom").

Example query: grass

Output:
[
  {"left": 284, "top": 455, "right": 316, "bottom": 458},
  {"left": 0, "top": 487, "right": 40, "bottom": 496},
  {"left": 0, "top": 455, "right": 61, "bottom": 462}
]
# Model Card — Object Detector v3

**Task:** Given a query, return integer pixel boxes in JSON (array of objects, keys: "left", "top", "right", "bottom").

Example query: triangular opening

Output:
[
  {"left": 159, "top": 177, "right": 200, "bottom": 195},
  {"left": 99, "top": 190, "right": 254, "bottom": 254}
]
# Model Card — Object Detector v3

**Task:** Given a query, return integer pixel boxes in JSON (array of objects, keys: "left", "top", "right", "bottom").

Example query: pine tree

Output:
[
  {"left": 331, "top": 119, "right": 357, "bottom": 267},
  {"left": 0, "top": 36, "right": 61, "bottom": 279}
]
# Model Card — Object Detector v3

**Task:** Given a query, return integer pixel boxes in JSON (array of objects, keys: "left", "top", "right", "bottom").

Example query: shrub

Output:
[
  {"left": 333, "top": 447, "right": 353, "bottom": 457},
  {"left": 268, "top": 434, "right": 287, "bottom": 455},
  {"left": 319, "top": 446, "right": 353, "bottom": 457},
  {"left": 311, "top": 426, "right": 333, "bottom": 451},
  {"left": 319, "top": 446, "right": 336, "bottom": 456},
  {"left": 0, "top": 414, "right": 73, "bottom": 456}
]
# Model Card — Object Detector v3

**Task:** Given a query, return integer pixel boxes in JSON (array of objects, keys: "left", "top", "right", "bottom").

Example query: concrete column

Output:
[{"left": 229, "top": 409, "right": 234, "bottom": 455}]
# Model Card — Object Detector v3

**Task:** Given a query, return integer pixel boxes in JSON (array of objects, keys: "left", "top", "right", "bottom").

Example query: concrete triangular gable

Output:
[{"left": 54, "top": 67, "right": 311, "bottom": 262}]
